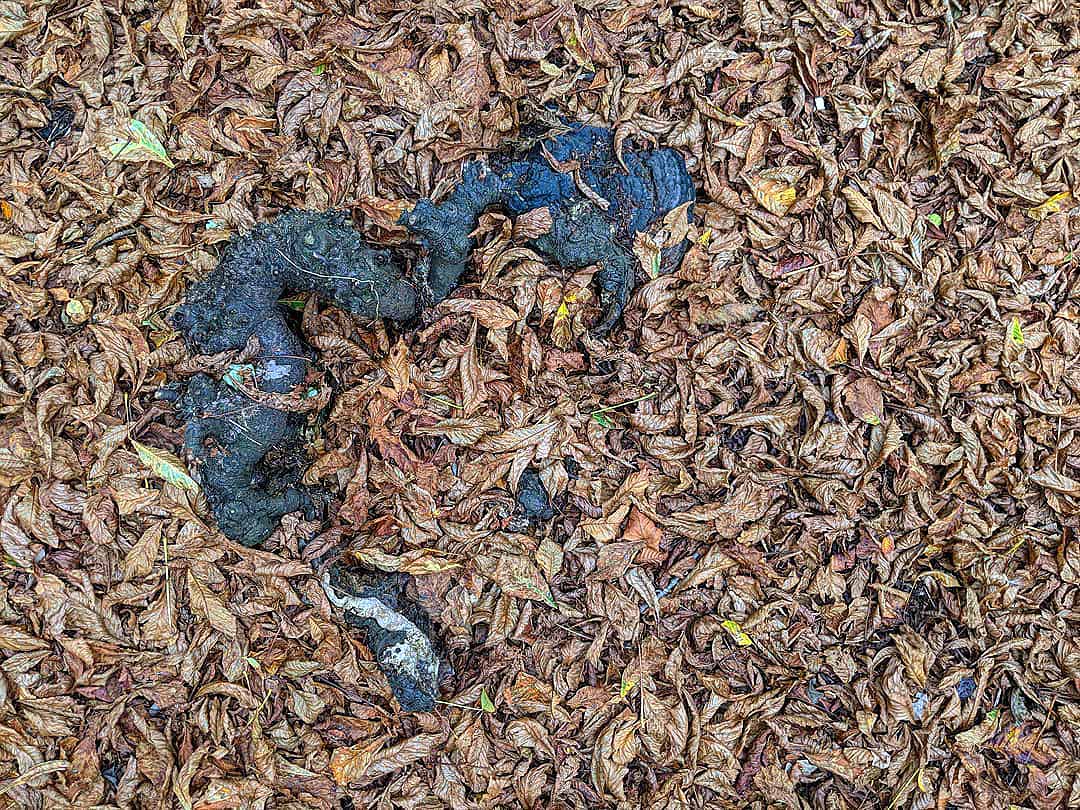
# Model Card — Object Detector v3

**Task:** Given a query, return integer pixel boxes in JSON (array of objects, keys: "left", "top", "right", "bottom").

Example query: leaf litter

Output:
[{"left": 1, "top": 0, "right": 1080, "bottom": 808}]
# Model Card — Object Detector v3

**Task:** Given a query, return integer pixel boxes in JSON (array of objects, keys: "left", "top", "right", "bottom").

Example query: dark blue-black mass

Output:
[
  {"left": 401, "top": 122, "right": 694, "bottom": 334},
  {"left": 516, "top": 468, "right": 554, "bottom": 522},
  {"left": 169, "top": 210, "right": 418, "bottom": 547}
]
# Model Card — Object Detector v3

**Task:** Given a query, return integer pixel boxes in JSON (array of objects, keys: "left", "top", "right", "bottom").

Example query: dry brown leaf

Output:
[
  {"left": 186, "top": 566, "right": 237, "bottom": 638},
  {"left": 748, "top": 177, "right": 796, "bottom": 215},
  {"left": 493, "top": 553, "right": 556, "bottom": 607}
]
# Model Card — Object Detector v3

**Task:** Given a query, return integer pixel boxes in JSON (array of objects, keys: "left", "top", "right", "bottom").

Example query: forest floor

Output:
[{"left": 0, "top": 0, "right": 1079, "bottom": 808}]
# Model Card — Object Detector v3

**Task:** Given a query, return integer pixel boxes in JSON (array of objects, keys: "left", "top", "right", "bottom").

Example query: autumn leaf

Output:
[
  {"left": 122, "top": 523, "right": 161, "bottom": 580},
  {"left": 749, "top": 177, "right": 796, "bottom": 215},
  {"left": 133, "top": 440, "right": 199, "bottom": 492},
  {"left": 624, "top": 507, "right": 663, "bottom": 564},
  {"left": 438, "top": 298, "right": 520, "bottom": 329},
  {"left": 924, "top": 569, "right": 960, "bottom": 588},
  {"left": 329, "top": 738, "right": 383, "bottom": 786},
  {"left": 844, "top": 377, "right": 884, "bottom": 425},
  {"left": 632, "top": 231, "right": 662, "bottom": 279},
  {"left": 955, "top": 710, "right": 1001, "bottom": 750},
  {"left": 551, "top": 290, "right": 578, "bottom": 349},
  {"left": 1026, "top": 191, "right": 1071, "bottom": 220},
  {"left": 902, "top": 48, "right": 946, "bottom": 92},
  {"left": 721, "top": 619, "right": 753, "bottom": 647},
  {"left": 347, "top": 547, "right": 460, "bottom": 575},
  {"left": 0, "top": 233, "right": 36, "bottom": 258},
  {"left": 512, "top": 207, "right": 554, "bottom": 239},
  {"left": 105, "top": 119, "right": 175, "bottom": 168},
  {"left": 357, "top": 196, "right": 412, "bottom": 232},
  {"left": 186, "top": 566, "right": 237, "bottom": 638},
  {"left": 0, "top": 1, "right": 29, "bottom": 45},
  {"left": 493, "top": 554, "right": 556, "bottom": 607},
  {"left": 158, "top": 0, "right": 188, "bottom": 57},
  {"left": 534, "top": 538, "right": 564, "bottom": 579}
]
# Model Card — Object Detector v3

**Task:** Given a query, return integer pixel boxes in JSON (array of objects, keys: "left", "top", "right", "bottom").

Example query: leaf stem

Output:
[{"left": 590, "top": 391, "right": 656, "bottom": 416}]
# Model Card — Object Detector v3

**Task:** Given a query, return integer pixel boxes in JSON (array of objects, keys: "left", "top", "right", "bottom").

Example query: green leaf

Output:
[
  {"left": 926, "top": 213, "right": 942, "bottom": 227},
  {"left": 222, "top": 363, "right": 255, "bottom": 391},
  {"left": 64, "top": 299, "right": 88, "bottom": 321},
  {"left": 133, "top": 440, "right": 199, "bottom": 492},
  {"left": 107, "top": 119, "right": 175, "bottom": 168},
  {"left": 1007, "top": 316, "right": 1024, "bottom": 347},
  {"left": 619, "top": 676, "right": 636, "bottom": 699},
  {"left": 592, "top": 412, "right": 614, "bottom": 428},
  {"left": 278, "top": 296, "right": 307, "bottom": 311},
  {"left": 480, "top": 688, "right": 495, "bottom": 713},
  {"left": 312, "top": 63, "right": 326, "bottom": 75}
]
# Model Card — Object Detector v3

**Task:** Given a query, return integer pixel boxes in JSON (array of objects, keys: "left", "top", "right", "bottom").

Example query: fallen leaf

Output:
[
  {"left": 0, "top": 0, "right": 29, "bottom": 45},
  {"left": 493, "top": 554, "right": 556, "bottom": 607},
  {"left": 186, "top": 566, "right": 237, "bottom": 638},
  {"left": 721, "top": 618, "right": 753, "bottom": 646},
  {"left": 749, "top": 177, "right": 796, "bottom": 215},
  {"left": 105, "top": 119, "right": 175, "bottom": 168},
  {"left": 133, "top": 441, "right": 199, "bottom": 492}
]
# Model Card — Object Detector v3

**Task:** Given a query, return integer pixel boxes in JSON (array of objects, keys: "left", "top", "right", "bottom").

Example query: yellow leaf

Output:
[
  {"left": 106, "top": 119, "right": 175, "bottom": 168},
  {"left": 916, "top": 768, "right": 930, "bottom": 792},
  {"left": 721, "top": 619, "right": 753, "bottom": 647},
  {"left": 924, "top": 569, "right": 960, "bottom": 587},
  {"left": 551, "top": 290, "right": 578, "bottom": 349},
  {"left": 1007, "top": 316, "right": 1024, "bottom": 347},
  {"left": 619, "top": 676, "right": 636, "bottom": 699},
  {"left": 133, "top": 440, "right": 199, "bottom": 492},
  {"left": 1026, "top": 191, "right": 1071, "bottom": 220},
  {"left": 749, "top": 177, "right": 796, "bottom": 215}
]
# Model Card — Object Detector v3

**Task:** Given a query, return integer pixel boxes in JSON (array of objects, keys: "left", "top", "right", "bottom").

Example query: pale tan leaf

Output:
[
  {"left": 186, "top": 566, "right": 237, "bottom": 638},
  {"left": 158, "top": 0, "right": 188, "bottom": 57},
  {"left": 122, "top": 523, "right": 161, "bottom": 580},
  {"left": 493, "top": 554, "right": 556, "bottom": 607},
  {"left": 748, "top": 177, "right": 796, "bottom": 215}
]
